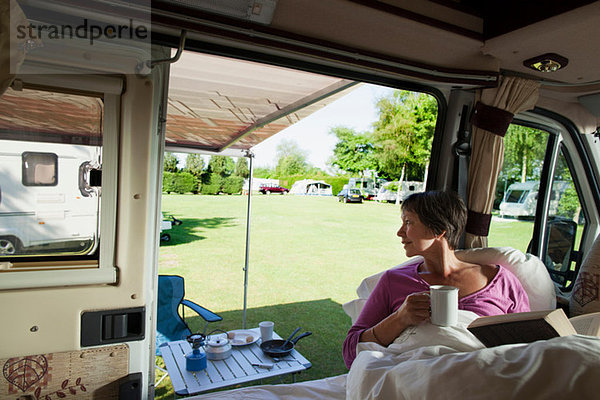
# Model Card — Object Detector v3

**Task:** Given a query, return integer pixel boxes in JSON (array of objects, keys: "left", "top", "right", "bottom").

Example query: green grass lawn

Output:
[{"left": 155, "top": 194, "right": 536, "bottom": 398}]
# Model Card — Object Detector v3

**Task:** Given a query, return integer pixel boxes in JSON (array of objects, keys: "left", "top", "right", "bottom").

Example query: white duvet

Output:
[
  {"left": 191, "top": 311, "right": 600, "bottom": 399},
  {"left": 347, "top": 311, "right": 600, "bottom": 400}
]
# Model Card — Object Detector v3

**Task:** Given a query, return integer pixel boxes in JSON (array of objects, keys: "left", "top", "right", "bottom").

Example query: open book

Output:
[{"left": 467, "top": 309, "right": 600, "bottom": 347}]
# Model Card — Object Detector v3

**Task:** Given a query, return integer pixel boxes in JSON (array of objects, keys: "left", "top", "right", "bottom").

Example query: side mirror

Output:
[{"left": 544, "top": 217, "right": 578, "bottom": 289}]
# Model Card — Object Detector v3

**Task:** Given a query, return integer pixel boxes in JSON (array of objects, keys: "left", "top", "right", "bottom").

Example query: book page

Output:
[
  {"left": 468, "top": 320, "right": 562, "bottom": 347},
  {"left": 570, "top": 312, "right": 600, "bottom": 336}
]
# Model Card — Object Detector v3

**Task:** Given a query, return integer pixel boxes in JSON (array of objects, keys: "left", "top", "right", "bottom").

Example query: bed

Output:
[{"left": 189, "top": 247, "right": 600, "bottom": 399}]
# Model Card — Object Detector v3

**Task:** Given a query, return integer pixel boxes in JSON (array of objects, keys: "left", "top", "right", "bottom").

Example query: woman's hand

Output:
[
  {"left": 393, "top": 291, "right": 431, "bottom": 327},
  {"left": 360, "top": 291, "right": 431, "bottom": 346}
]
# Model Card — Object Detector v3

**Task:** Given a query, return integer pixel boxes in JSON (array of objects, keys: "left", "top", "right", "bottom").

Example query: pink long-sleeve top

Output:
[{"left": 342, "top": 261, "right": 530, "bottom": 368}]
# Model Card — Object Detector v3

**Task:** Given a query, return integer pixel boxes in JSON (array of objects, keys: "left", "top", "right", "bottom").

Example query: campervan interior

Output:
[{"left": 1, "top": 1, "right": 600, "bottom": 398}]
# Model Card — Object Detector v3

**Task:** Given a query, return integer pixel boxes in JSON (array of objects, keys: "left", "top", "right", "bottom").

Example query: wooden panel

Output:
[{"left": 0, "top": 344, "right": 129, "bottom": 400}]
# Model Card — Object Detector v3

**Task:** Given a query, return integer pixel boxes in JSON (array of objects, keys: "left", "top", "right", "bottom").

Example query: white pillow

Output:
[
  {"left": 342, "top": 247, "right": 555, "bottom": 324},
  {"left": 343, "top": 256, "right": 423, "bottom": 324}
]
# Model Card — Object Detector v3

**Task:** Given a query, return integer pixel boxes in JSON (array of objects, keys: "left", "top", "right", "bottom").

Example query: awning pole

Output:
[{"left": 242, "top": 151, "right": 254, "bottom": 329}]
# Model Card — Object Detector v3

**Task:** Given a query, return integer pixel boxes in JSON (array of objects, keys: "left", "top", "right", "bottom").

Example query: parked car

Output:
[
  {"left": 348, "top": 177, "right": 377, "bottom": 200},
  {"left": 259, "top": 184, "right": 289, "bottom": 194},
  {"left": 361, "top": 189, "right": 376, "bottom": 200},
  {"left": 338, "top": 188, "right": 363, "bottom": 203}
]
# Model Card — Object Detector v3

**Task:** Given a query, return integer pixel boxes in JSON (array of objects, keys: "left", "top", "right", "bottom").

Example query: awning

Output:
[
  {"left": 166, "top": 50, "right": 358, "bottom": 153},
  {"left": 0, "top": 50, "right": 359, "bottom": 152}
]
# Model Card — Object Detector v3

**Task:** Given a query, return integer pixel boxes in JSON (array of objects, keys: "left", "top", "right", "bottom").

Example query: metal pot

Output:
[
  {"left": 205, "top": 332, "right": 232, "bottom": 360},
  {"left": 260, "top": 330, "right": 312, "bottom": 358}
]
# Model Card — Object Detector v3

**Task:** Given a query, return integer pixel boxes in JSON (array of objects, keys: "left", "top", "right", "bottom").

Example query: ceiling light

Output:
[{"left": 523, "top": 53, "right": 569, "bottom": 73}]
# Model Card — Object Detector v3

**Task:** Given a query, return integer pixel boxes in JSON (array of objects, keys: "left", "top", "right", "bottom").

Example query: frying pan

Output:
[{"left": 260, "top": 330, "right": 312, "bottom": 358}]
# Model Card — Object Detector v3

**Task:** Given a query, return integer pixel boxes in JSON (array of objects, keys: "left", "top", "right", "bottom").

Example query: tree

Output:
[
  {"left": 234, "top": 157, "right": 250, "bottom": 178},
  {"left": 371, "top": 91, "right": 437, "bottom": 181},
  {"left": 253, "top": 166, "right": 273, "bottom": 178},
  {"left": 164, "top": 152, "right": 179, "bottom": 173},
  {"left": 184, "top": 154, "right": 205, "bottom": 178},
  {"left": 557, "top": 186, "right": 581, "bottom": 221},
  {"left": 496, "top": 125, "right": 547, "bottom": 206},
  {"left": 329, "top": 126, "right": 376, "bottom": 176},
  {"left": 207, "top": 155, "right": 235, "bottom": 177},
  {"left": 502, "top": 125, "right": 546, "bottom": 184},
  {"left": 274, "top": 139, "right": 310, "bottom": 176}
]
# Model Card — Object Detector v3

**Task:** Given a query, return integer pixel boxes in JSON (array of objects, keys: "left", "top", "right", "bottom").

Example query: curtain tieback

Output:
[
  {"left": 471, "top": 102, "right": 514, "bottom": 136},
  {"left": 466, "top": 209, "right": 492, "bottom": 237}
]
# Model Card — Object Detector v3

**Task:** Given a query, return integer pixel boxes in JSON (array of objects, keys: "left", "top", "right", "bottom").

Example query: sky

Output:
[{"left": 250, "top": 83, "right": 395, "bottom": 172}]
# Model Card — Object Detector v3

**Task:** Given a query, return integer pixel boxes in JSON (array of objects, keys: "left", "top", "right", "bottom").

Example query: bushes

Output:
[
  {"left": 324, "top": 176, "right": 349, "bottom": 196},
  {"left": 163, "top": 171, "right": 198, "bottom": 194},
  {"left": 163, "top": 171, "right": 176, "bottom": 194},
  {"left": 199, "top": 174, "right": 244, "bottom": 195},
  {"left": 173, "top": 172, "right": 196, "bottom": 194},
  {"left": 165, "top": 168, "right": 347, "bottom": 197},
  {"left": 200, "top": 174, "right": 223, "bottom": 195},
  {"left": 222, "top": 176, "right": 244, "bottom": 194}
]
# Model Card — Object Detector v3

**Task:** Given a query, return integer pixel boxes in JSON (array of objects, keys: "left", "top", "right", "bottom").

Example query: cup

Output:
[
  {"left": 259, "top": 321, "right": 274, "bottom": 342},
  {"left": 429, "top": 285, "right": 458, "bottom": 326}
]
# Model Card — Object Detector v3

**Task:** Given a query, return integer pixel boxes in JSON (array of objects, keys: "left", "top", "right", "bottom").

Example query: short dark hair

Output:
[{"left": 401, "top": 190, "right": 467, "bottom": 249}]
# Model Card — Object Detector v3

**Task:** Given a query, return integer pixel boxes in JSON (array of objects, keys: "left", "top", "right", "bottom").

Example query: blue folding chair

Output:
[{"left": 155, "top": 275, "right": 222, "bottom": 384}]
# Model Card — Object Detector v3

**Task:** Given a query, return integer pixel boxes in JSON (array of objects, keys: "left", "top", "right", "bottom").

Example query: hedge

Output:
[
  {"left": 163, "top": 171, "right": 200, "bottom": 194},
  {"left": 199, "top": 174, "right": 244, "bottom": 195},
  {"left": 222, "top": 175, "right": 244, "bottom": 194},
  {"left": 277, "top": 174, "right": 350, "bottom": 195}
]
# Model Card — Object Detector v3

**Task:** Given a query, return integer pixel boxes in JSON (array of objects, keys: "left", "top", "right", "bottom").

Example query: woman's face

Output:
[{"left": 397, "top": 210, "right": 439, "bottom": 257}]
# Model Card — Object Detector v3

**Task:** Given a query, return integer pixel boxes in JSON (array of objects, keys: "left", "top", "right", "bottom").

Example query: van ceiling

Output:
[
  {"left": 447, "top": 0, "right": 597, "bottom": 39},
  {"left": 151, "top": 0, "right": 600, "bottom": 88},
  {"left": 12, "top": 1, "right": 600, "bottom": 150},
  {"left": 152, "top": 0, "right": 600, "bottom": 149},
  {"left": 352, "top": 0, "right": 598, "bottom": 40}
]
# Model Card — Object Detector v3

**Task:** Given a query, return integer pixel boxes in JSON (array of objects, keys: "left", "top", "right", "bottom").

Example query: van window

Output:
[
  {"left": 22, "top": 152, "right": 58, "bottom": 186},
  {"left": 545, "top": 148, "right": 585, "bottom": 290},
  {"left": 505, "top": 189, "right": 526, "bottom": 203},
  {"left": 489, "top": 121, "right": 589, "bottom": 291},
  {"left": 0, "top": 87, "right": 103, "bottom": 260},
  {"left": 490, "top": 124, "right": 549, "bottom": 252}
]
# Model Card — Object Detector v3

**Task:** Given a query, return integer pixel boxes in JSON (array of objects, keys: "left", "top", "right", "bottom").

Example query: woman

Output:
[{"left": 343, "top": 190, "right": 530, "bottom": 368}]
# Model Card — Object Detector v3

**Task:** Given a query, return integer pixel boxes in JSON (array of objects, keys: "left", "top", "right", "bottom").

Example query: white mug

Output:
[
  {"left": 429, "top": 285, "right": 458, "bottom": 326},
  {"left": 259, "top": 321, "right": 274, "bottom": 342}
]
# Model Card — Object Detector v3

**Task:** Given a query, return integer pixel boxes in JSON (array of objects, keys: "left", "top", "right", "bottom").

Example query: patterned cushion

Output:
[{"left": 570, "top": 234, "right": 600, "bottom": 316}]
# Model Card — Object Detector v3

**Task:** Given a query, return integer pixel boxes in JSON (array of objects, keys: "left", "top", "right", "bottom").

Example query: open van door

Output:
[{"left": 0, "top": 3, "right": 170, "bottom": 397}]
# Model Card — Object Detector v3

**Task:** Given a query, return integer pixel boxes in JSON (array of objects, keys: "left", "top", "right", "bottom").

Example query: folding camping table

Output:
[{"left": 159, "top": 328, "right": 312, "bottom": 396}]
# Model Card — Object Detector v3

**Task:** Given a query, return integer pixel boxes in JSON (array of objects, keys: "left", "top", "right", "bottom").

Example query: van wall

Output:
[{"left": 0, "top": 71, "right": 165, "bottom": 397}]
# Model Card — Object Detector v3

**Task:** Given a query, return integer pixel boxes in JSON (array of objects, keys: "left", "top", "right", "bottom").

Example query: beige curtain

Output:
[
  {"left": 465, "top": 76, "right": 540, "bottom": 248},
  {"left": 1, "top": 0, "right": 29, "bottom": 96}
]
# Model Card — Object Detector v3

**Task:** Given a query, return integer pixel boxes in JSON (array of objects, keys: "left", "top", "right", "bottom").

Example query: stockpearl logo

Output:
[
  {"left": 10, "top": 0, "right": 152, "bottom": 75},
  {"left": 16, "top": 18, "right": 149, "bottom": 45}
]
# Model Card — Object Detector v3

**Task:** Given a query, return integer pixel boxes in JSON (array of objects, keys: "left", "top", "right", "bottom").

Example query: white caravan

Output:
[
  {"left": 375, "top": 181, "right": 425, "bottom": 203},
  {"left": 0, "top": 140, "right": 101, "bottom": 255},
  {"left": 499, "top": 181, "right": 571, "bottom": 218}
]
